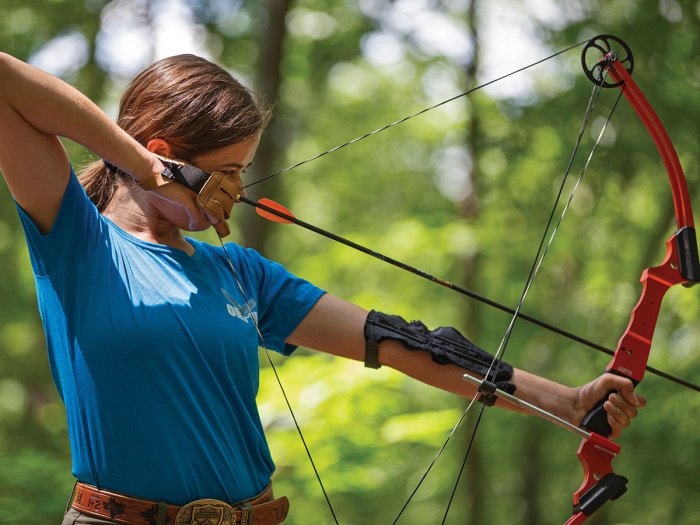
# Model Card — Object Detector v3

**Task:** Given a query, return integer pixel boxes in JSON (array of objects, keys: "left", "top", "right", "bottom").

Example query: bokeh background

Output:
[{"left": 1, "top": 1, "right": 699, "bottom": 524}]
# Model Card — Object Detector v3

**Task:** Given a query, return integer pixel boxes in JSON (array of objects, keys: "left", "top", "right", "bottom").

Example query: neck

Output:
[{"left": 102, "top": 183, "right": 194, "bottom": 255}]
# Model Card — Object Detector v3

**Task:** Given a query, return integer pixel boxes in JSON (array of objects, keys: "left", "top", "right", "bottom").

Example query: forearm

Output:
[
  {"left": 289, "top": 295, "right": 579, "bottom": 425},
  {"left": 381, "top": 344, "right": 577, "bottom": 424},
  {"left": 0, "top": 53, "right": 156, "bottom": 179}
]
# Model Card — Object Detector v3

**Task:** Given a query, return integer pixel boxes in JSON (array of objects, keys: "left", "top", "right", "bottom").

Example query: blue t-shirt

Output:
[{"left": 16, "top": 170, "right": 325, "bottom": 505}]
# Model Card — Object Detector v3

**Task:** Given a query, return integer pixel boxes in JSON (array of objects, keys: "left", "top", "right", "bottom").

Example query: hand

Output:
[
  {"left": 148, "top": 183, "right": 209, "bottom": 231},
  {"left": 574, "top": 374, "right": 647, "bottom": 439},
  {"left": 135, "top": 157, "right": 210, "bottom": 230}
]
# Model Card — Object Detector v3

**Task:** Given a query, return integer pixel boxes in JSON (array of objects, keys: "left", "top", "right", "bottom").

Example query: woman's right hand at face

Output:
[{"left": 136, "top": 157, "right": 208, "bottom": 230}]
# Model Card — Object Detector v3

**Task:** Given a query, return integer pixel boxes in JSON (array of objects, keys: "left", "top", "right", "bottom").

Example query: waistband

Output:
[{"left": 71, "top": 482, "right": 289, "bottom": 525}]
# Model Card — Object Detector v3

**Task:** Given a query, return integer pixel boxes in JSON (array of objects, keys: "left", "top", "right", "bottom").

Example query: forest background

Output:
[{"left": 0, "top": 0, "right": 699, "bottom": 524}]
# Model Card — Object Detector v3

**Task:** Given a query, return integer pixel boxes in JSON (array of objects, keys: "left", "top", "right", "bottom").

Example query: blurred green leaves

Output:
[{"left": 1, "top": 1, "right": 699, "bottom": 524}]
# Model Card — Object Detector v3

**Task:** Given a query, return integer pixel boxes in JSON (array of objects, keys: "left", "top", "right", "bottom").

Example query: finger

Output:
[
  {"left": 213, "top": 220, "right": 230, "bottom": 237},
  {"left": 183, "top": 197, "right": 205, "bottom": 230},
  {"left": 203, "top": 208, "right": 220, "bottom": 226},
  {"left": 201, "top": 201, "right": 230, "bottom": 237},
  {"left": 635, "top": 393, "right": 647, "bottom": 408},
  {"left": 615, "top": 382, "right": 642, "bottom": 407},
  {"left": 604, "top": 400, "right": 630, "bottom": 439},
  {"left": 608, "top": 392, "right": 639, "bottom": 422},
  {"left": 600, "top": 375, "right": 643, "bottom": 407},
  {"left": 606, "top": 413, "right": 623, "bottom": 439}
]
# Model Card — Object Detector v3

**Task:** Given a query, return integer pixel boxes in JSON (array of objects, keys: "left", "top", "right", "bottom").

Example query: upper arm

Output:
[
  {"left": 0, "top": 54, "right": 70, "bottom": 233},
  {"left": 286, "top": 294, "right": 369, "bottom": 361}
]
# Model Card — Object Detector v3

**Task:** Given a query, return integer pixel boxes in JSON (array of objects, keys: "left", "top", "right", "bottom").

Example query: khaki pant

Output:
[{"left": 62, "top": 507, "right": 116, "bottom": 524}]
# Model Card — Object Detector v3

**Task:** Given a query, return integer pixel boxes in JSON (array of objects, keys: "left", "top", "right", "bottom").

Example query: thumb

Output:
[
  {"left": 182, "top": 196, "right": 204, "bottom": 230},
  {"left": 602, "top": 374, "right": 641, "bottom": 407}
]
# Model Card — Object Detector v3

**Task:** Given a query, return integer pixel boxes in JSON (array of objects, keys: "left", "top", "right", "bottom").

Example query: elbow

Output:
[
  {"left": 0, "top": 53, "right": 13, "bottom": 97},
  {"left": 0, "top": 53, "right": 25, "bottom": 102},
  {"left": 0, "top": 52, "right": 11, "bottom": 72}
]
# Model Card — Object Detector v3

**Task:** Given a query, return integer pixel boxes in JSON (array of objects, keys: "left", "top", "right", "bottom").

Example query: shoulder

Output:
[{"left": 190, "top": 238, "right": 271, "bottom": 266}]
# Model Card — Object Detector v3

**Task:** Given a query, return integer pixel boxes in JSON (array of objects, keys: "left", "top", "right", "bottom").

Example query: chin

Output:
[{"left": 190, "top": 223, "right": 213, "bottom": 232}]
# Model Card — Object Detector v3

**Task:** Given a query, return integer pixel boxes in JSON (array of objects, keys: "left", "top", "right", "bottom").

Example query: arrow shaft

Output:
[{"left": 237, "top": 195, "right": 699, "bottom": 391}]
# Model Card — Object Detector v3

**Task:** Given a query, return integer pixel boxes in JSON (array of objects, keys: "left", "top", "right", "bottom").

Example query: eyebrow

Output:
[{"left": 220, "top": 161, "right": 254, "bottom": 169}]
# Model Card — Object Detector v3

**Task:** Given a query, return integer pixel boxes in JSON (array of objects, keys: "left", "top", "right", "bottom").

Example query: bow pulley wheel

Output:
[{"left": 581, "top": 35, "right": 634, "bottom": 87}]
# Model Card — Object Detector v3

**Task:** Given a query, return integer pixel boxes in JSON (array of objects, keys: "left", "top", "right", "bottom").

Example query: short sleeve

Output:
[
  {"left": 244, "top": 248, "right": 325, "bottom": 356},
  {"left": 16, "top": 168, "right": 107, "bottom": 276}
]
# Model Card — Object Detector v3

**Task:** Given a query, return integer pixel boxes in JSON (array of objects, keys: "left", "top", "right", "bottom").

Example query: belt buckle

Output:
[{"left": 175, "top": 498, "right": 242, "bottom": 525}]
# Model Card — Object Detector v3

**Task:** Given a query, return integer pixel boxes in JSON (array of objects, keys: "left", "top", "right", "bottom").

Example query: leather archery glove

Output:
[{"left": 196, "top": 171, "right": 243, "bottom": 237}]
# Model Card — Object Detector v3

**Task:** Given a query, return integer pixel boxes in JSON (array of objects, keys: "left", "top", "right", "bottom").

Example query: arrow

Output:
[{"left": 237, "top": 194, "right": 699, "bottom": 392}]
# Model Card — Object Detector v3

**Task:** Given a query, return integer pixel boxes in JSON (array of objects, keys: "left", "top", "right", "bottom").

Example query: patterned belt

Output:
[{"left": 71, "top": 482, "right": 289, "bottom": 525}]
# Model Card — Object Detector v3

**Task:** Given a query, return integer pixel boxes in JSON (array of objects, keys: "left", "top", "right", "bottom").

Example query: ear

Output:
[{"left": 146, "top": 139, "right": 174, "bottom": 157}]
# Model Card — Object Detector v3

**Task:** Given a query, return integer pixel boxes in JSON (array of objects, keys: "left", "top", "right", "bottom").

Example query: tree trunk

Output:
[
  {"left": 461, "top": 1, "right": 486, "bottom": 523},
  {"left": 242, "top": 0, "right": 292, "bottom": 254}
]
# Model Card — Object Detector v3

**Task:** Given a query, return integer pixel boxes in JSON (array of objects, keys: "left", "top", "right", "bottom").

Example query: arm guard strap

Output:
[{"left": 364, "top": 310, "right": 516, "bottom": 398}]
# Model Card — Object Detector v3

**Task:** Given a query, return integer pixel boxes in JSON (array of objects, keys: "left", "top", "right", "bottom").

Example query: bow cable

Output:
[
  {"left": 239, "top": 34, "right": 698, "bottom": 390},
  {"left": 239, "top": 34, "right": 698, "bottom": 391},
  {"left": 394, "top": 69, "right": 615, "bottom": 524},
  {"left": 488, "top": 76, "right": 621, "bottom": 373},
  {"left": 437, "top": 72, "right": 625, "bottom": 524}
]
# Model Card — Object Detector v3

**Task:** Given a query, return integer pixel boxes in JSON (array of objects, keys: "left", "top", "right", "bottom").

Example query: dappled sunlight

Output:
[{"left": 1, "top": 1, "right": 699, "bottom": 524}]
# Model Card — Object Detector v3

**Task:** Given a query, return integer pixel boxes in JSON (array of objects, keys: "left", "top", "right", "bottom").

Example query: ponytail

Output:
[{"left": 79, "top": 160, "right": 120, "bottom": 212}]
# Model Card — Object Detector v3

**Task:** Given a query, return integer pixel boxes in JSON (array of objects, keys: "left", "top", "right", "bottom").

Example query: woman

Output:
[{"left": 0, "top": 52, "right": 643, "bottom": 525}]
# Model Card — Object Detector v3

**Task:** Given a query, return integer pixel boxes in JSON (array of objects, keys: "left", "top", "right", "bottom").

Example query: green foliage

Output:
[{"left": 1, "top": 1, "right": 699, "bottom": 524}]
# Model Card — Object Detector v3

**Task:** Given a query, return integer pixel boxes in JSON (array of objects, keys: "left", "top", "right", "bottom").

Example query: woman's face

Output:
[{"left": 152, "top": 134, "right": 261, "bottom": 232}]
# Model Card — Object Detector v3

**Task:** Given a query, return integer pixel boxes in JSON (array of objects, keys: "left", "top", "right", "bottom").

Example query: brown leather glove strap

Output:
[
  {"left": 196, "top": 171, "right": 242, "bottom": 238},
  {"left": 71, "top": 482, "right": 289, "bottom": 525},
  {"left": 103, "top": 159, "right": 173, "bottom": 191},
  {"left": 135, "top": 174, "right": 166, "bottom": 191}
]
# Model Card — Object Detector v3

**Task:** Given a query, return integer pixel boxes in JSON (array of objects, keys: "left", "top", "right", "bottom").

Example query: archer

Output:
[{"left": 0, "top": 51, "right": 642, "bottom": 525}]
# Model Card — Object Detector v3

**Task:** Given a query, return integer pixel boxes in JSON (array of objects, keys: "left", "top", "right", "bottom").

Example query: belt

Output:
[{"left": 71, "top": 482, "right": 289, "bottom": 525}]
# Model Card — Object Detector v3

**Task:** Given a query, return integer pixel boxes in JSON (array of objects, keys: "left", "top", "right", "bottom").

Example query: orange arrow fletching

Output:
[{"left": 256, "top": 198, "right": 295, "bottom": 224}]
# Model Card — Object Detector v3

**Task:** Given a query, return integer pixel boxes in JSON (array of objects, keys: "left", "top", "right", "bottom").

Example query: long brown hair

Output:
[{"left": 80, "top": 54, "right": 271, "bottom": 210}]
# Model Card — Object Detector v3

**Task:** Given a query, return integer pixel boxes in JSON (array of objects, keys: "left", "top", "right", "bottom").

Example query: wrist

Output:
[
  {"left": 105, "top": 152, "right": 169, "bottom": 190},
  {"left": 510, "top": 369, "right": 579, "bottom": 424},
  {"left": 133, "top": 153, "right": 165, "bottom": 183}
]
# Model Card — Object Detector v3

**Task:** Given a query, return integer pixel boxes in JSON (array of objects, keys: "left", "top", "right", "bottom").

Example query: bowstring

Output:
[
  {"left": 390, "top": 395, "right": 481, "bottom": 524},
  {"left": 242, "top": 39, "right": 591, "bottom": 191},
  {"left": 217, "top": 237, "right": 340, "bottom": 525}
]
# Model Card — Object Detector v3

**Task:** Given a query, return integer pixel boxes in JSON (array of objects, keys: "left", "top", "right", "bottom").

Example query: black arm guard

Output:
[{"left": 364, "top": 310, "right": 516, "bottom": 398}]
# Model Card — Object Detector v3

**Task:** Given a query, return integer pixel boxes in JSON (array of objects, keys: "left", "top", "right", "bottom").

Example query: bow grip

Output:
[
  {"left": 580, "top": 373, "right": 639, "bottom": 436},
  {"left": 579, "top": 390, "right": 615, "bottom": 436}
]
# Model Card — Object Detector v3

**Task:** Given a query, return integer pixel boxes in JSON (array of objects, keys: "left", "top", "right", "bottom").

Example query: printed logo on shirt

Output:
[{"left": 221, "top": 287, "right": 258, "bottom": 324}]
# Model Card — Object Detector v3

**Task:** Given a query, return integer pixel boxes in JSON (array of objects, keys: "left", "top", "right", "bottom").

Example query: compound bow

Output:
[
  {"left": 464, "top": 34, "right": 699, "bottom": 524},
  {"left": 236, "top": 34, "right": 698, "bottom": 524}
]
